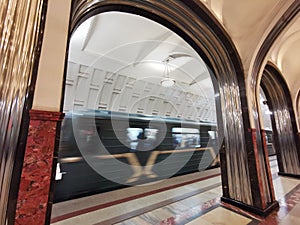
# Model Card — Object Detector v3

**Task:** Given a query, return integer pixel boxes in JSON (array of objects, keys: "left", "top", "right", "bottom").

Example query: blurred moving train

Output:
[{"left": 53, "top": 110, "right": 274, "bottom": 202}]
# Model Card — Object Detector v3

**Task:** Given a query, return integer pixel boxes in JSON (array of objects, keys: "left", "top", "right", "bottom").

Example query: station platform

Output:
[{"left": 50, "top": 156, "right": 300, "bottom": 225}]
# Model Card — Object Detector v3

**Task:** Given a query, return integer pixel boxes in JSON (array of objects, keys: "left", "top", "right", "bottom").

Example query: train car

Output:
[{"left": 53, "top": 110, "right": 219, "bottom": 202}]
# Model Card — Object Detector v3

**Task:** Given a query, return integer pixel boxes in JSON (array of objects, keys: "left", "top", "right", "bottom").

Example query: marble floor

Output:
[{"left": 51, "top": 156, "right": 300, "bottom": 225}]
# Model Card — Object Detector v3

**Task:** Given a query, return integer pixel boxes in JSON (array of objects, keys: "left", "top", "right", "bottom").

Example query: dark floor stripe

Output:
[
  {"left": 51, "top": 172, "right": 221, "bottom": 223},
  {"left": 94, "top": 182, "right": 222, "bottom": 225},
  {"left": 52, "top": 158, "right": 280, "bottom": 224},
  {"left": 156, "top": 170, "right": 285, "bottom": 225}
]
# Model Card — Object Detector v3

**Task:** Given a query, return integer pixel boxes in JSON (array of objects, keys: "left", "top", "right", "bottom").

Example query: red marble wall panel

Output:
[
  {"left": 250, "top": 128, "right": 267, "bottom": 209},
  {"left": 15, "top": 110, "right": 64, "bottom": 225}
]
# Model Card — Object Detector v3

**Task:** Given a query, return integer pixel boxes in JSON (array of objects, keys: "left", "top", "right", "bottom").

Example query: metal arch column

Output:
[{"left": 261, "top": 64, "right": 300, "bottom": 177}]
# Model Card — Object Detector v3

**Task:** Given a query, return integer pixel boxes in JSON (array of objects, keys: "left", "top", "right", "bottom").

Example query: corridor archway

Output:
[
  {"left": 260, "top": 63, "right": 300, "bottom": 177},
  {"left": 56, "top": 0, "right": 277, "bottom": 216}
]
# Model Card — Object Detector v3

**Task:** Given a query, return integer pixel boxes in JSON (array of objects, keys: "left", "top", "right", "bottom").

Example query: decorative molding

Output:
[
  {"left": 64, "top": 62, "right": 217, "bottom": 121},
  {"left": 221, "top": 197, "right": 279, "bottom": 217},
  {"left": 29, "top": 110, "right": 65, "bottom": 121}
]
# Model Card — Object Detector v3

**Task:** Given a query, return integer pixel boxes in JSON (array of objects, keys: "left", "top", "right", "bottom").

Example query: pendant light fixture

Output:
[{"left": 160, "top": 58, "right": 175, "bottom": 87}]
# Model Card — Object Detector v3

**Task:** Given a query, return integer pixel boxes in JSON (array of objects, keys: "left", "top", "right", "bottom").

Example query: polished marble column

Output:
[{"left": 14, "top": 110, "right": 64, "bottom": 225}]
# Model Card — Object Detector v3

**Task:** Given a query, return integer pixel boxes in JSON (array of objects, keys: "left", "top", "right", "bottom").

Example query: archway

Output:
[
  {"left": 260, "top": 63, "right": 300, "bottom": 177},
  {"left": 55, "top": 11, "right": 220, "bottom": 202},
  {"left": 57, "top": 0, "right": 277, "bottom": 216}
]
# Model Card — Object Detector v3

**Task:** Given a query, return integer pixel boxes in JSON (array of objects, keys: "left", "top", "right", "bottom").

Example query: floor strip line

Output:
[
  {"left": 51, "top": 172, "right": 221, "bottom": 223},
  {"left": 93, "top": 182, "right": 222, "bottom": 225}
]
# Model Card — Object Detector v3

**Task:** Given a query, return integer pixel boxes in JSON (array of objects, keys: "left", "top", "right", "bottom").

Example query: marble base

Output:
[
  {"left": 221, "top": 197, "right": 279, "bottom": 217},
  {"left": 14, "top": 110, "right": 64, "bottom": 225},
  {"left": 278, "top": 172, "right": 300, "bottom": 179}
]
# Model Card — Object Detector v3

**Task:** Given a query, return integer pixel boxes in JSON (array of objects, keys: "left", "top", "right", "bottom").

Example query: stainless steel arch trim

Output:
[
  {"left": 69, "top": 0, "right": 253, "bottom": 204},
  {"left": 0, "top": 0, "right": 46, "bottom": 224},
  {"left": 262, "top": 67, "right": 300, "bottom": 175},
  {"left": 250, "top": 2, "right": 300, "bottom": 209}
]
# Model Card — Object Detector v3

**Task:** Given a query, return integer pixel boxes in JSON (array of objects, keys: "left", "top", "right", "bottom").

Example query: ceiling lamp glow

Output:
[
  {"left": 160, "top": 57, "right": 175, "bottom": 87},
  {"left": 160, "top": 77, "right": 176, "bottom": 87}
]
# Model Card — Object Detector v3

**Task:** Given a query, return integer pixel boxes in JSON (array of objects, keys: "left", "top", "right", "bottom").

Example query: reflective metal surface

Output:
[
  {"left": 0, "top": 0, "right": 45, "bottom": 223},
  {"left": 254, "top": 121, "right": 272, "bottom": 205},
  {"left": 71, "top": 0, "right": 253, "bottom": 205},
  {"left": 262, "top": 67, "right": 300, "bottom": 175},
  {"left": 297, "top": 92, "right": 300, "bottom": 130},
  {"left": 249, "top": 1, "right": 300, "bottom": 205},
  {"left": 218, "top": 72, "right": 252, "bottom": 204},
  {"left": 251, "top": 87, "right": 273, "bottom": 207}
]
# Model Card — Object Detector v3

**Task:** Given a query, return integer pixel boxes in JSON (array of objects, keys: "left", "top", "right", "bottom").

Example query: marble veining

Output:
[{"left": 15, "top": 110, "right": 63, "bottom": 225}]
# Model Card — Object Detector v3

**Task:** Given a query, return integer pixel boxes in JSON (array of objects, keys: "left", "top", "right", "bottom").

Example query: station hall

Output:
[{"left": 1, "top": 0, "right": 300, "bottom": 225}]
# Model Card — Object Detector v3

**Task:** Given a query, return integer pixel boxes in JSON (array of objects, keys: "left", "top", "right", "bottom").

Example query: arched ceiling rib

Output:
[
  {"left": 217, "top": 0, "right": 294, "bottom": 70},
  {"left": 268, "top": 14, "right": 300, "bottom": 99},
  {"left": 204, "top": 0, "right": 299, "bottom": 105}
]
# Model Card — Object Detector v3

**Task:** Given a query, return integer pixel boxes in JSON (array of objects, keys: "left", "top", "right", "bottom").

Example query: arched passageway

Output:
[
  {"left": 56, "top": 0, "right": 278, "bottom": 217},
  {"left": 260, "top": 63, "right": 300, "bottom": 177},
  {"left": 55, "top": 11, "right": 220, "bottom": 202},
  {"left": 2, "top": 0, "right": 300, "bottom": 224}
]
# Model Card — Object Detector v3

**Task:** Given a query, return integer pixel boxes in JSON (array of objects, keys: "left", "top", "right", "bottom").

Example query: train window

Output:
[
  {"left": 127, "top": 128, "right": 142, "bottom": 150},
  {"left": 127, "top": 128, "right": 158, "bottom": 150},
  {"left": 172, "top": 128, "right": 200, "bottom": 148},
  {"left": 208, "top": 130, "right": 216, "bottom": 140},
  {"left": 144, "top": 128, "right": 158, "bottom": 140},
  {"left": 267, "top": 134, "right": 272, "bottom": 142}
]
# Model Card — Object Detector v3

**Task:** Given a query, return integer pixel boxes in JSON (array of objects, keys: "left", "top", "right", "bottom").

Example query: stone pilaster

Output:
[{"left": 15, "top": 110, "right": 64, "bottom": 225}]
